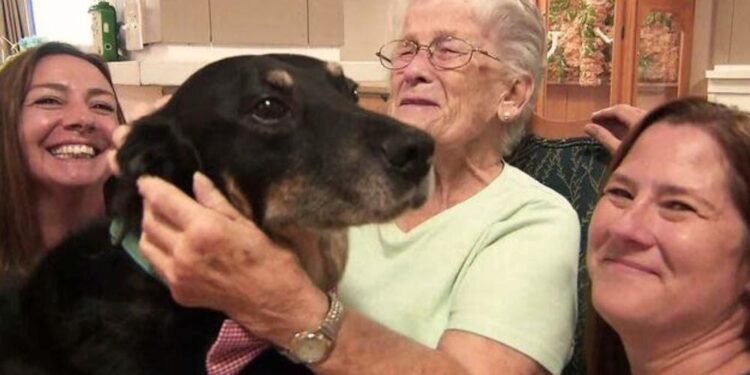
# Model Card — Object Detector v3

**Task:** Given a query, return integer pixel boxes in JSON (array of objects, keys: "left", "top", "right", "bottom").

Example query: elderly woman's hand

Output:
[
  {"left": 584, "top": 104, "right": 647, "bottom": 154},
  {"left": 136, "top": 172, "right": 329, "bottom": 345}
]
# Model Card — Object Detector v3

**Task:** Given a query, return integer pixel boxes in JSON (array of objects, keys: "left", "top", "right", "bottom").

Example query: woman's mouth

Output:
[
  {"left": 400, "top": 98, "right": 439, "bottom": 107},
  {"left": 604, "top": 257, "right": 659, "bottom": 277},
  {"left": 48, "top": 144, "right": 99, "bottom": 159}
]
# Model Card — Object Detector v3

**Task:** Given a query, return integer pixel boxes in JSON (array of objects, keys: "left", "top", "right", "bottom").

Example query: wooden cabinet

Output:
[
  {"left": 536, "top": 0, "right": 695, "bottom": 121},
  {"left": 144, "top": 0, "right": 343, "bottom": 46}
]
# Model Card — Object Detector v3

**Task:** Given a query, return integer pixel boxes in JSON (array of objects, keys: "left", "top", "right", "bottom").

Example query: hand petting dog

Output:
[{"left": 136, "top": 172, "right": 330, "bottom": 348}]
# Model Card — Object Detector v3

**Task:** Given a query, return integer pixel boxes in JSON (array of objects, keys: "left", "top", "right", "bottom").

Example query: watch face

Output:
[{"left": 291, "top": 332, "right": 333, "bottom": 363}]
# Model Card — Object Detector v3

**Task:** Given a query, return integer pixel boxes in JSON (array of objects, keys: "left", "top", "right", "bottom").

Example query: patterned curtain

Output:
[{"left": 1, "top": 0, "right": 32, "bottom": 61}]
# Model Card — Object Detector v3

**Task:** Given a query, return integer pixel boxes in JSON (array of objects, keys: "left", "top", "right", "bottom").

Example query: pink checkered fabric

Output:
[{"left": 205, "top": 319, "right": 270, "bottom": 375}]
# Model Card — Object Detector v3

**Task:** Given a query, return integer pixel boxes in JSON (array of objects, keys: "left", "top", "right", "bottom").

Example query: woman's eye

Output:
[
  {"left": 604, "top": 187, "right": 632, "bottom": 200},
  {"left": 662, "top": 200, "right": 695, "bottom": 212},
  {"left": 437, "top": 47, "right": 460, "bottom": 55},
  {"left": 32, "top": 96, "right": 63, "bottom": 106},
  {"left": 603, "top": 186, "right": 633, "bottom": 208},
  {"left": 92, "top": 102, "right": 116, "bottom": 113}
]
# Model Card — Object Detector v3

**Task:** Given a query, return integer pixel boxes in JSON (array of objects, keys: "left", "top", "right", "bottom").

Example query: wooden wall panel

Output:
[
  {"left": 341, "top": 0, "right": 394, "bottom": 60},
  {"left": 712, "top": 0, "right": 735, "bottom": 65},
  {"left": 729, "top": 0, "right": 750, "bottom": 63},
  {"left": 689, "top": 0, "right": 715, "bottom": 95}
]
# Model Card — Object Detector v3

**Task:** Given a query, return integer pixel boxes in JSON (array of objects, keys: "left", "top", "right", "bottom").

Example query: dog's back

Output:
[{"left": 0, "top": 54, "right": 433, "bottom": 375}]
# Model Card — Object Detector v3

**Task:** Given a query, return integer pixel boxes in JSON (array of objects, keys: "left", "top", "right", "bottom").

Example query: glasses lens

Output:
[
  {"left": 379, "top": 40, "right": 417, "bottom": 69},
  {"left": 430, "top": 37, "right": 473, "bottom": 68}
]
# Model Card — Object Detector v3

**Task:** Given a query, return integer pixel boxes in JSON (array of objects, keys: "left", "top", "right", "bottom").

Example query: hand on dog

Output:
[
  {"left": 584, "top": 104, "right": 646, "bottom": 154},
  {"left": 137, "top": 172, "right": 329, "bottom": 346}
]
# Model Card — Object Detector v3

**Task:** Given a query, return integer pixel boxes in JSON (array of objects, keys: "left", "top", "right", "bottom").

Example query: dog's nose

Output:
[{"left": 379, "top": 132, "right": 434, "bottom": 182}]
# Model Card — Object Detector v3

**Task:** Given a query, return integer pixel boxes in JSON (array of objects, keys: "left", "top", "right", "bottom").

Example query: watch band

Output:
[
  {"left": 319, "top": 291, "right": 344, "bottom": 340},
  {"left": 283, "top": 291, "right": 345, "bottom": 365}
]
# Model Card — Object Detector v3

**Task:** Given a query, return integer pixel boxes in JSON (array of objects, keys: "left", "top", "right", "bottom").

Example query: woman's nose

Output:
[
  {"left": 609, "top": 201, "right": 656, "bottom": 248},
  {"left": 401, "top": 49, "right": 434, "bottom": 84},
  {"left": 62, "top": 101, "right": 96, "bottom": 133}
]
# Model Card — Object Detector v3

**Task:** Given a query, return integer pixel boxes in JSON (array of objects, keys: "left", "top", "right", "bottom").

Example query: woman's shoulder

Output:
[{"left": 496, "top": 164, "right": 578, "bottom": 217}]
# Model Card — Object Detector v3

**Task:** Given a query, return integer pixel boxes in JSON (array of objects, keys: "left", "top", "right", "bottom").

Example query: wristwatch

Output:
[{"left": 285, "top": 291, "right": 344, "bottom": 365}]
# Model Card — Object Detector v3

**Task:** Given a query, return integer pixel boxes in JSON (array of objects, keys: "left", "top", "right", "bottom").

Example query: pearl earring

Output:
[{"left": 501, "top": 112, "right": 511, "bottom": 122}]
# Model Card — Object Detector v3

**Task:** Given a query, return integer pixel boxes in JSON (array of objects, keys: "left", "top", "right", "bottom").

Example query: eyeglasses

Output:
[{"left": 375, "top": 36, "right": 502, "bottom": 70}]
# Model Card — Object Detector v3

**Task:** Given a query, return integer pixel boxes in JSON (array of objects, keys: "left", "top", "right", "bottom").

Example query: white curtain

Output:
[{"left": 1, "top": 0, "right": 32, "bottom": 61}]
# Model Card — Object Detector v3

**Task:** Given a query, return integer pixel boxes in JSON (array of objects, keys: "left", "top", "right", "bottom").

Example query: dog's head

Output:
[{"left": 111, "top": 54, "right": 434, "bottom": 288}]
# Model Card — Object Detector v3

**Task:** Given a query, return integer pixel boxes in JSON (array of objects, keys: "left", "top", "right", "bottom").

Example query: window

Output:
[{"left": 30, "top": 0, "right": 94, "bottom": 47}]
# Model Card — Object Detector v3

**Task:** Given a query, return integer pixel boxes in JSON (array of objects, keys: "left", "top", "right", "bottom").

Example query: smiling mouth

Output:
[
  {"left": 606, "top": 258, "right": 659, "bottom": 276},
  {"left": 48, "top": 144, "right": 99, "bottom": 159},
  {"left": 400, "top": 98, "right": 439, "bottom": 107}
]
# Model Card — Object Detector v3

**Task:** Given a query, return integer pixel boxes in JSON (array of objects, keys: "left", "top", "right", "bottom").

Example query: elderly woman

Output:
[
  {"left": 0, "top": 42, "right": 124, "bottom": 277},
  {"left": 132, "top": 0, "right": 580, "bottom": 374},
  {"left": 586, "top": 98, "right": 750, "bottom": 374}
]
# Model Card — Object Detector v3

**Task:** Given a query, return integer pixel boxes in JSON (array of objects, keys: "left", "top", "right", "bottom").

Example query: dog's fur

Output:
[{"left": 0, "top": 54, "right": 433, "bottom": 375}]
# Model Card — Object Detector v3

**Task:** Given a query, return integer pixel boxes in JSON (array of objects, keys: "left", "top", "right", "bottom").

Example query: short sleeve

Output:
[{"left": 446, "top": 197, "right": 580, "bottom": 374}]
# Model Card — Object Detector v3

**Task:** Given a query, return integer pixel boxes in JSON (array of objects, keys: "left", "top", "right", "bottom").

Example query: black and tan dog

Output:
[{"left": 0, "top": 54, "right": 433, "bottom": 375}]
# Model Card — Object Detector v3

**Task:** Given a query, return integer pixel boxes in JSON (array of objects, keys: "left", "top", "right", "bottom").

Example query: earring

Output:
[{"left": 501, "top": 112, "right": 512, "bottom": 122}]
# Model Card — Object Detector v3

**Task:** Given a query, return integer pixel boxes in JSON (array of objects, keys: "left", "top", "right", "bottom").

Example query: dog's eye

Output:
[{"left": 252, "top": 98, "right": 290, "bottom": 123}]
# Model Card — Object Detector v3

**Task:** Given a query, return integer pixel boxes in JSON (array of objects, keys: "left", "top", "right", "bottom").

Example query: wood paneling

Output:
[
  {"left": 309, "top": 0, "right": 345, "bottom": 46},
  {"left": 729, "top": 0, "right": 750, "bottom": 63},
  {"left": 712, "top": 0, "right": 735, "bottom": 65},
  {"left": 160, "top": 0, "right": 210, "bottom": 43},
  {"left": 341, "top": 0, "right": 394, "bottom": 60},
  {"left": 542, "top": 85, "right": 610, "bottom": 121},
  {"left": 689, "top": 0, "right": 715, "bottom": 95}
]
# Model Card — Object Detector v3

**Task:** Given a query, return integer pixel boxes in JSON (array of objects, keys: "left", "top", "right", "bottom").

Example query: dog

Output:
[{"left": 0, "top": 54, "right": 434, "bottom": 375}]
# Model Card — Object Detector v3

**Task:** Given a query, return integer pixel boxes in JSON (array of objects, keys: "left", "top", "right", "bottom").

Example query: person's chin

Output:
[
  {"left": 393, "top": 104, "right": 441, "bottom": 126},
  {"left": 40, "top": 159, "right": 111, "bottom": 188}
]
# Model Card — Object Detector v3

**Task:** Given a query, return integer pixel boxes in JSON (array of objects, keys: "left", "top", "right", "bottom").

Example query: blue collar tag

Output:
[{"left": 109, "top": 219, "right": 157, "bottom": 277}]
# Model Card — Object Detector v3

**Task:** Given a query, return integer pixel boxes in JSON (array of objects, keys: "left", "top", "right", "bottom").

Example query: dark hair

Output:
[
  {"left": 585, "top": 97, "right": 750, "bottom": 374},
  {"left": 0, "top": 42, "right": 125, "bottom": 277}
]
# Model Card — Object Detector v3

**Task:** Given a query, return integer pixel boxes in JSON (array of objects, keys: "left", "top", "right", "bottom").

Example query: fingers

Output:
[
  {"left": 137, "top": 176, "right": 205, "bottom": 229},
  {"left": 193, "top": 172, "right": 243, "bottom": 220},
  {"left": 588, "top": 104, "right": 648, "bottom": 154},
  {"left": 591, "top": 104, "right": 646, "bottom": 130},
  {"left": 141, "top": 200, "right": 180, "bottom": 256},
  {"left": 584, "top": 123, "right": 620, "bottom": 154},
  {"left": 139, "top": 231, "right": 174, "bottom": 282}
]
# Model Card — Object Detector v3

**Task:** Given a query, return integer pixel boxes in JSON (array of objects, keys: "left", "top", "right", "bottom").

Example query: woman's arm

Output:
[{"left": 137, "top": 174, "right": 556, "bottom": 375}]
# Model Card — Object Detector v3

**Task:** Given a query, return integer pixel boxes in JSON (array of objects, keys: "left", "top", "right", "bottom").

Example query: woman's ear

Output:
[{"left": 496, "top": 74, "right": 534, "bottom": 122}]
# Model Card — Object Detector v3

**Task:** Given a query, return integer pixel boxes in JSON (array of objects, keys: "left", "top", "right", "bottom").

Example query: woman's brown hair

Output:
[
  {"left": 0, "top": 42, "right": 125, "bottom": 277},
  {"left": 585, "top": 97, "right": 750, "bottom": 375}
]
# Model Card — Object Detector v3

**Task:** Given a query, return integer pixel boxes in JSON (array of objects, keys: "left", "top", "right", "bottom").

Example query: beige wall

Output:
[
  {"left": 689, "top": 0, "right": 750, "bottom": 95},
  {"left": 341, "top": 0, "right": 394, "bottom": 61},
  {"left": 712, "top": 0, "right": 750, "bottom": 65}
]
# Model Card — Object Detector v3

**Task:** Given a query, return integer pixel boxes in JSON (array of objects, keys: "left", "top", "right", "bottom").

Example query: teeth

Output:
[{"left": 50, "top": 144, "right": 96, "bottom": 159}]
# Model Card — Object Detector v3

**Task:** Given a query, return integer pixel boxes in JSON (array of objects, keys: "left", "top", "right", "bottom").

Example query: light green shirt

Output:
[{"left": 340, "top": 165, "right": 580, "bottom": 374}]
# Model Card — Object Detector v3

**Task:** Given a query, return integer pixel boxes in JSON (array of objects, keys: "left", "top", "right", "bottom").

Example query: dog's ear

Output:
[{"left": 111, "top": 115, "right": 201, "bottom": 237}]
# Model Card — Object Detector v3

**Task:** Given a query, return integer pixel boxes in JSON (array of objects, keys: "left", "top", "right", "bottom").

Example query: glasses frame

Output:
[{"left": 375, "top": 36, "right": 503, "bottom": 70}]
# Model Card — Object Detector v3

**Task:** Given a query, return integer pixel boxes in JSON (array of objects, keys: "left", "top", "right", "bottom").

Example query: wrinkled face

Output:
[
  {"left": 388, "top": 0, "right": 507, "bottom": 147},
  {"left": 19, "top": 54, "right": 118, "bottom": 192},
  {"left": 587, "top": 123, "right": 750, "bottom": 337}
]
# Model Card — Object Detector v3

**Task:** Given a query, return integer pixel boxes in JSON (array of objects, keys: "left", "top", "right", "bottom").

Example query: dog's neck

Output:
[
  {"left": 222, "top": 177, "right": 347, "bottom": 291},
  {"left": 265, "top": 223, "right": 348, "bottom": 292}
]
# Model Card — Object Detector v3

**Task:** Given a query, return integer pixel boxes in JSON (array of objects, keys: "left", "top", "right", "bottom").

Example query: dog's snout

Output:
[{"left": 379, "top": 132, "right": 434, "bottom": 182}]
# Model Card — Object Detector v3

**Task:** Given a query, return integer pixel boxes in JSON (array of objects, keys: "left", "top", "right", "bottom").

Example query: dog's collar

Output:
[{"left": 109, "top": 219, "right": 157, "bottom": 277}]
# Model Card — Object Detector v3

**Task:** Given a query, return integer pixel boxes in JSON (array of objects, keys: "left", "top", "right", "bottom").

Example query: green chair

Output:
[{"left": 507, "top": 116, "right": 611, "bottom": 375}]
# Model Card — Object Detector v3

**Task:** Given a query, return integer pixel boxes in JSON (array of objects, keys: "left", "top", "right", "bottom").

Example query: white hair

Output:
[{"left": 388, "top": 0, "right": 546, "bottom": 156}]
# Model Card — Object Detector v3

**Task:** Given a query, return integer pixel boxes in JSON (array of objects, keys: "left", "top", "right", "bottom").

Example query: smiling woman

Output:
[
  {"left": 0, "top": 42, "right": 125, "bottom": 278},
  {"left": 586, "top": 97, "right": 750, "bottom": 375}
]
